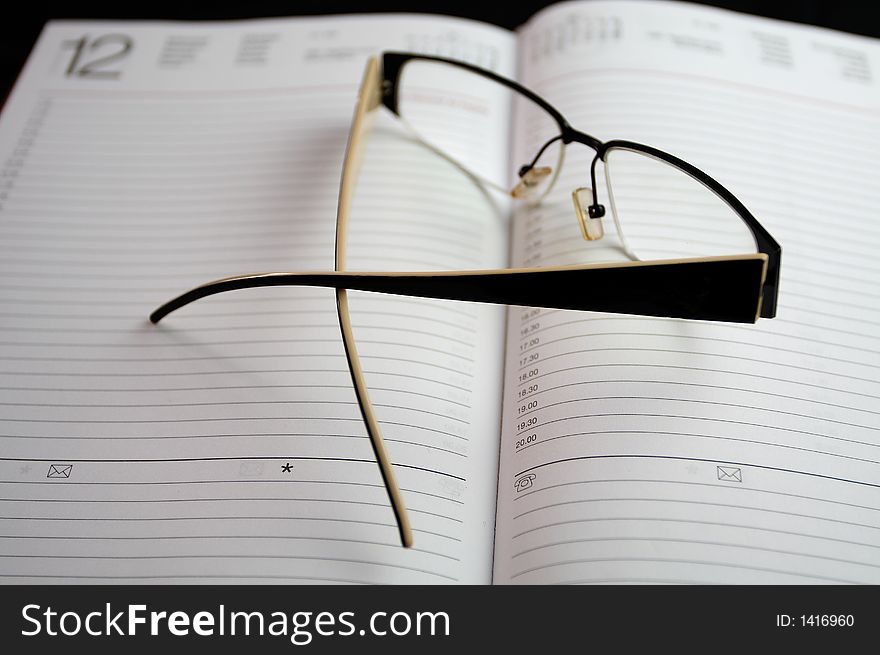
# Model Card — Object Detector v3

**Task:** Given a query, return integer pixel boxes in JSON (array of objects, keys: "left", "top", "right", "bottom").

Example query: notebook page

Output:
[
  {"left": 0, "top": 15, "right": 515, "bottom": 583},
  {"left": 493, "top": 0, "right": 880, "bottom": 583}
]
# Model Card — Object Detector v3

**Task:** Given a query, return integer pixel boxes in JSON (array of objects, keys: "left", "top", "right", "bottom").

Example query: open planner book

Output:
[{"left": 1, "top": 0, "right": 879, "bottom": 584}]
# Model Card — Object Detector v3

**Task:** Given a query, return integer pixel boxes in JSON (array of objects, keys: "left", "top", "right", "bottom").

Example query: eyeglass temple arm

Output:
[
  {"left": 149, "top": 256, "right": 769, "bottom": 325},
  {"left": 335, "top": 288, "right": 413, "bottom": 548}
]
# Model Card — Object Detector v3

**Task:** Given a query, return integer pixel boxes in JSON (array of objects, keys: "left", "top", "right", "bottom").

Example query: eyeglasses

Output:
[{"left": 150, "top": 52, "right": 781, "bottom": 548}]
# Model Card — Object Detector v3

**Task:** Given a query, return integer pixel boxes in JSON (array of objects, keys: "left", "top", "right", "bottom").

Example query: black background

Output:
[
  {"left": 1, "top": 585, "right": 875, "bottom": 652},
  {"left": 2, "top": 1, "right": 880, "bottom": 101}
]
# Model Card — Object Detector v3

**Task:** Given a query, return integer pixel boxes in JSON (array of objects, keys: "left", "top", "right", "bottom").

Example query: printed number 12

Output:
[{"left": 63, "top": 35, "right": 133, "bottom": 79}]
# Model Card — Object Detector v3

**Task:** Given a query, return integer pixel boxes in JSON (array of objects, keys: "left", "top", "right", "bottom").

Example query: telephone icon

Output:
[{"left": 514, "top": 474, "right": 536, "bottom": 492}]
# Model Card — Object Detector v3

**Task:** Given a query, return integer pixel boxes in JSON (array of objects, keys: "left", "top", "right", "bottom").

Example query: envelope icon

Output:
[
  {"left": 46, "top": 464, "right": 73, "bottom": 479},
  {"left": 716, "top": 466, "right": 742, "bottom": 483}
]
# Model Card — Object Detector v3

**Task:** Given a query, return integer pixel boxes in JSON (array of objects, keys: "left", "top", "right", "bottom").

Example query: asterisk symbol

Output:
[{"left": 281, "top": 463, "right": 292, "bottom": 473}]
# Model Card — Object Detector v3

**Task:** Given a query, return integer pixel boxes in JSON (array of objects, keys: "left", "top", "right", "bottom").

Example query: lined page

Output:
[
  {"left": 0, "top": 16, "right": 514, "bottom": 583},
  {"left": 493, "top": 0, "right": 880, "bottom": 583}
]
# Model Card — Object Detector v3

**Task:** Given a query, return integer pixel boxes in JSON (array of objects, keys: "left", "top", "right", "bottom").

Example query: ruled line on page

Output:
[
  {"left": 0, "top": 477, "right": 465, "bottom": 504},
  {"left": 509, "top": 515, "right": 880, "bottom": 553},
  {"left": 511, "top": 477, "right": 880, "bottom": 515},
  {"left": 509, "top": 556, "right": 869, "bottom": 584}
]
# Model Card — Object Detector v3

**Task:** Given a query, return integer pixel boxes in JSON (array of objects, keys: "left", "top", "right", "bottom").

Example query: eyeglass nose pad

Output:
[
  {"left": 572, "top": 187, "right": 605, "bottom": 241},
  {"left": 511, "top": 166, "right": 552, "bottom": 199}
]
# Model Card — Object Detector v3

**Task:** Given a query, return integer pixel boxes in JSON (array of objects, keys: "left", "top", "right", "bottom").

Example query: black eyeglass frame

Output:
[{"left": 380, "top": 51, "right": 780, "bottom": 318}]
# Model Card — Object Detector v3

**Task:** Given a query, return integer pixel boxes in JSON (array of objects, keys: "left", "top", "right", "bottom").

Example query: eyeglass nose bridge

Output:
[
  {"left": 569, "top": 144, "right": 608, "bottom": 241},
  {"left": 572, "top": 187, "right": 606, "bottom": 240},
  {"left": 514, "top": 130, "right": 609, "bottom": 240},
  {"left": 511, "top": 165, "right": 553, "bottom": 199},
  {"left": 559, "top": 134, "right": 608, "bottom": 241}
]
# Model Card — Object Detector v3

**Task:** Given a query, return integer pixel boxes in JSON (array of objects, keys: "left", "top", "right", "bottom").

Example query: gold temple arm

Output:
[{"left": 336, "top": 288, "right": 413, "bottom": 548}]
